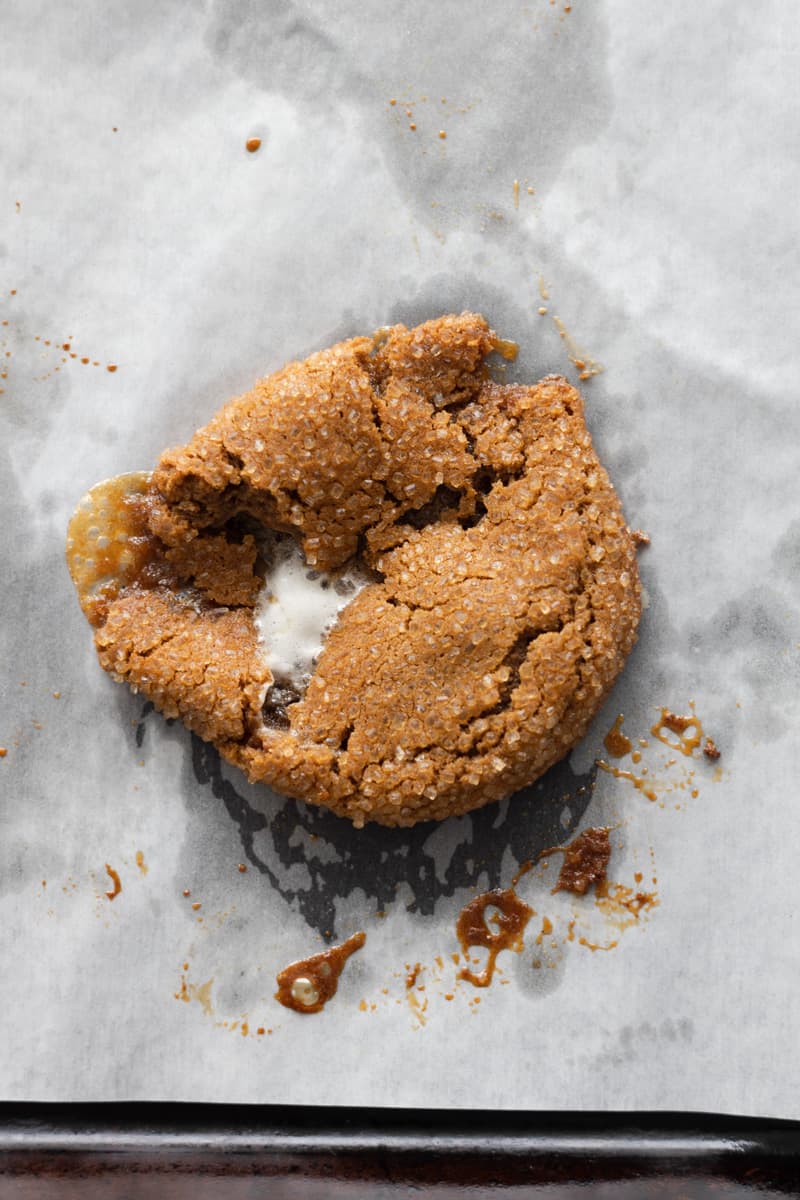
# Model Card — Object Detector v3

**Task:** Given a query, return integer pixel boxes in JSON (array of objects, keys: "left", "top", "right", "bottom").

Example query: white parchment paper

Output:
[{"left": 2, "top": 0, "right": 799, "bottom": 1115}]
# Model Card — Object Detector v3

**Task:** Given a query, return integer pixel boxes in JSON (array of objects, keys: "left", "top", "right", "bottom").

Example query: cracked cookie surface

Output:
[{"left": 67, "top": 313, "right": 641, "bottom": 827}]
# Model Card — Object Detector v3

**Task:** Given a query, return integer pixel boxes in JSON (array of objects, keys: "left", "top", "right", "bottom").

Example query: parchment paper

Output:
[{"left": 2, "top": 0, "right": 799, "bottom": 1115}]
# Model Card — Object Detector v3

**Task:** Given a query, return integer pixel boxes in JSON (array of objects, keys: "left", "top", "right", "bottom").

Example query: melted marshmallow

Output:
[{"left": 255, "top": 539, "right": 370, "bottom": 688}]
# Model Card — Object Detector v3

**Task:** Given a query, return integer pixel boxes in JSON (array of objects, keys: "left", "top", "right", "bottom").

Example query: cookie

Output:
[{"left": 67, "top": 313, "right": 641, "bottom": 827}]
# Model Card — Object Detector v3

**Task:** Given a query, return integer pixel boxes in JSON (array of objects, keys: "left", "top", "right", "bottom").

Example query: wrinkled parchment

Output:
[{"left": 1, "top": 0, "right": 799, "bottom": 1115}]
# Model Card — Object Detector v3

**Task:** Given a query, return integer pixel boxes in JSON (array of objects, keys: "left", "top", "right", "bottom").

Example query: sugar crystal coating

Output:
[{"left": 69, "top": 313, "right": 641, "bottom": 827}]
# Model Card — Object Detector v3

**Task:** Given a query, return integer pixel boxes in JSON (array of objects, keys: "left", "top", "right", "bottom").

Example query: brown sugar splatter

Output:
[
  {"left": 577, "top": 934, "right": 618, "bottom": 952},
  {"left": 552, "top": 314, "right": 603, "bottom": 381},
  {"left": 703, "top": 737, "right": 721, "bottom": 760},
  {"left": 456, "top": 888, "right": 533, "bottom": 988},
  {"left": 245, "top": 137, "right": 262, "bottom": 153},
  {"left": 595, "top": 880, "right": 659, "bottom": 930},
  {"left": 604, "top": 714, "right": 632, "bottom": 758},
  {"left": 275, "top": 931, "right": 366, "bottom": 1014},
  {"left": 534, "top": 915, "right": 553, "bottom": 945},
  {"left": 597, "top": 758, "right": 658, "bottom": 802},
  {"left": 175, "top": 973, "right": 214, "bottom": 1016},
  {"left": 104, "top": 864, "right": 122, "bottom": 900},
  {"left": 542, "top": 827, "right": 611, "bottom": 896},
  {"left": 135, "top": 850, "right": 148, "bottom": 876},
  {"left": 651, "top": 705, "right": 703, "bottom": 756},
  {"left": 405, "top": 962, "right": 422, "bottom": 989},
  {"left": 407, "top": 990, "right": 428, "bottom": 1026}
]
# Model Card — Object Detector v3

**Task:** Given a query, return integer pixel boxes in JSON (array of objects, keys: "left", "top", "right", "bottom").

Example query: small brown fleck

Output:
[
  {"left": 182, "top": 888, "right": 191, "bottom": 897},
  {"left": 191, "top": 902, "right": 201, "bottom": 911},
  {"left": 438, "top": 130, "right": 447, "bottom": 139},
  {"left": 0, "top": 748, "right": 7, "bottom": 758},
  {"left": 237, "top": 862, "right": 247, "bottom": 873},
  {"left": 405, "top": 962, "right": 422, "bottom": 989},
  {"left": 106, "top": 364, "right": 118, "bottom": 373},
  {"left": 104, "top": 864, "right": 122, "bottom": 900},
  {"left": 703, "top": 737, "right": 721, "bottom": 760},
  {"left": 245, "top": 137, "right": 262, "bottom": 153}
]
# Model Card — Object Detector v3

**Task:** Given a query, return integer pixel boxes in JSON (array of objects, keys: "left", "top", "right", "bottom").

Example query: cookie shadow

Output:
[{"left": 190, "top": 734, "right": 596, "bottom": 939}]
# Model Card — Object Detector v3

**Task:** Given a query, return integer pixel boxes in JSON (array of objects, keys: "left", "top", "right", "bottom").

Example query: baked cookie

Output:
[{"left": 67, "top": 313, "right": 641, "bottom": 827}]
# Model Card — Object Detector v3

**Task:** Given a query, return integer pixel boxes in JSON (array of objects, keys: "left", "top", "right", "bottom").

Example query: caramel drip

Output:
[
  {"left": 65, "top": 472, "right": 157, "bottom": 626},
  {"left": 603, "top": 714, "right": 632, "bottom": 758},
  {"left": 597, "top": 759, "right": 657, "bottom": 802},
  {"left": 650, "top": 705, "right": 703, "bottom": 756},
  {"left": 490, "top": 336, "right": 519, "bottom": 361},
  {"left": 275, "top": 931, "right": 366, "bottom": 1014},
  {"left": 456, "top": 888, "right": 532, "bottom": 988}
]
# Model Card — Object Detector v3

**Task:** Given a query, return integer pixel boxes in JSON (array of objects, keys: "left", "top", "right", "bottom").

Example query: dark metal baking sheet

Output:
[{"left": 2, "top": 1106, "right": 800, "bottom": 1197}]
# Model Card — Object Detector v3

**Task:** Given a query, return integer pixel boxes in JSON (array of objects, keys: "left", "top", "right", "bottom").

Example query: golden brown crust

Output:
[{"left": 80, "top": 313, "right": 641, "bottom": 826}]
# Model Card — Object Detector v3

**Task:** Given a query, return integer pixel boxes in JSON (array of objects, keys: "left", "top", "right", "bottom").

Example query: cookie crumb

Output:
[
  {"left": 703, "top": 737, "right": 721, "bottom": 760},
  {"left": 545, "top": 827, "right": 611, "bottom": 895},
  {"left": 630, "top": 529, "right": 650, "bottom": 547}
]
